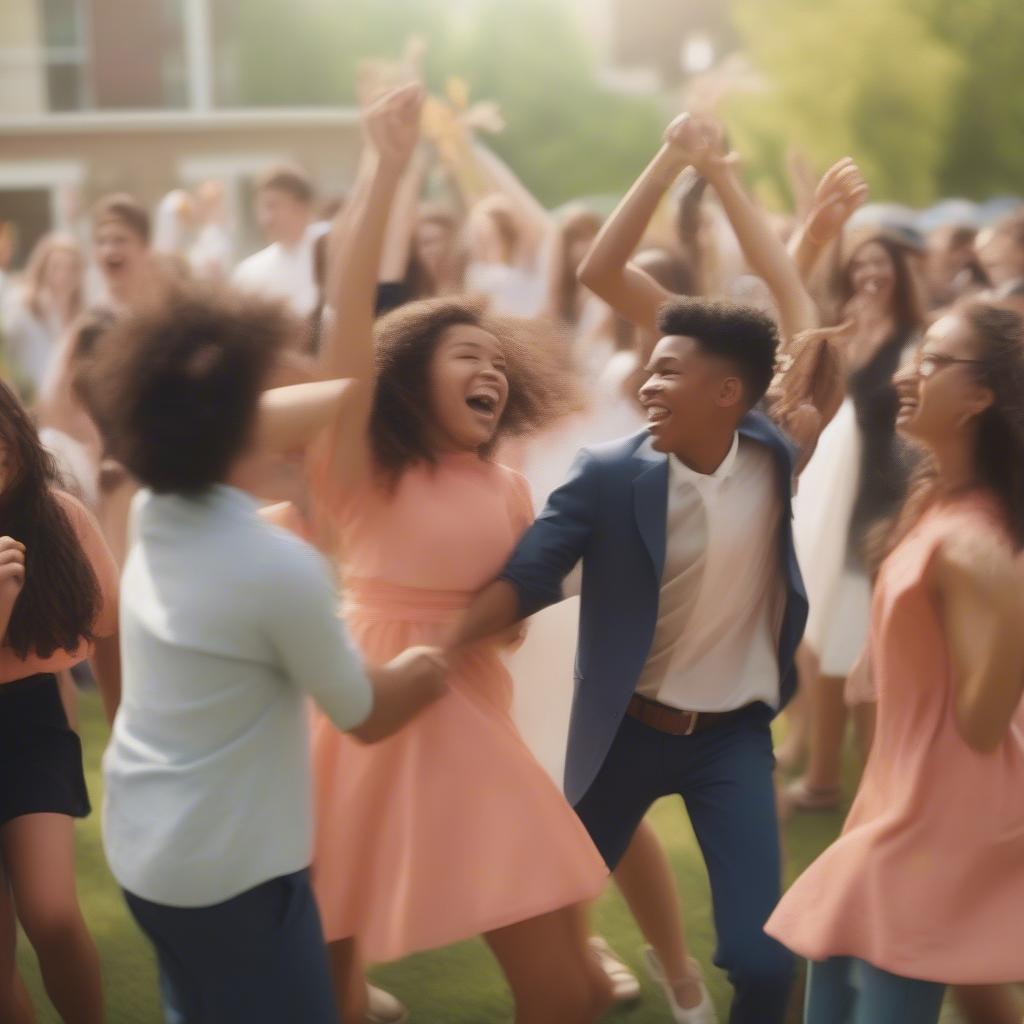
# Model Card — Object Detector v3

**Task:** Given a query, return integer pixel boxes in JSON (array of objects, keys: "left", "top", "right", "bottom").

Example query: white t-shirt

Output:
[
  {"left": 465, "top": 260, "right": 546, "bottom": 317},
  {"left": 231, "top": 223, "right": 321, "bottom": 318},
  {"left": 103, "top": 485, "right": 373, "bottom": 906}
]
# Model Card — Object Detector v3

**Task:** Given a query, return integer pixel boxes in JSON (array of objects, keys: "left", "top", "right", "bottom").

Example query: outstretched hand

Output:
[
  {"left": 363, "top": 82, "right": 424, "bottom": 173},
  {"left": 662, "top": 112, "right": 737, "bottom": 179},
  {"left": 803, "top": 157, "right": 869, "bottom": 246}
]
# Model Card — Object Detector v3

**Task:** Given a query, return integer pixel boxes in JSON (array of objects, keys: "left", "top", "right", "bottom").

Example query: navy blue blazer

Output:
[{"left": 500, "top": 412, "right": 809, "bottom": 805}]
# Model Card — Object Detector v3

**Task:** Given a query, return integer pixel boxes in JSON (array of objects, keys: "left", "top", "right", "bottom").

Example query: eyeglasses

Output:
[{"left": 915, "top": 353, "right": 985, "bottom": 379}]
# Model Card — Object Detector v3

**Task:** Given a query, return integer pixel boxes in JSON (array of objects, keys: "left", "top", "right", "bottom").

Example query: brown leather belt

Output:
[{"left": 626, "top": 693, "right": 749, "bottom": 736}]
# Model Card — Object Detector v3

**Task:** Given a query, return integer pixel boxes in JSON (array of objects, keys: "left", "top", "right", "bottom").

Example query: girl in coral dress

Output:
[
  {"left": 306, "top": 86, "right": 609, "bottom": 1024},
  {"left": 766, "top": 300, "right": 1024, "bottom": 1023}
]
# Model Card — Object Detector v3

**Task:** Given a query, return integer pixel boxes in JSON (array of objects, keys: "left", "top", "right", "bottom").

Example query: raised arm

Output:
[
  {"left": 787, "top": 157, "right": 869, "bottom": 285},
  {"left": 379, "top": 147, "right": 428, "bottom": 284},
  {"left": 468, "top": 141, "right": 551, "bottom": 266},
  {"left": 254, "top": 378, "right": 357, "bottom": 454},
  {"left": 671, "top": 116, "right": 858, "bottom": 464},
  {"left": 932, "top": 528, "right": 1024, "bottom": 754},
  {"left": 577, "top": 144, "right": 687, "bottom": 338},
  {"left": 314, "top": 83, "right": 422, "bottom": 489},
  {"left": 318, "top": 84, "right": 422, "bottom": 383},
  {"left": 668, "top": 114, "right": 819, "bottom": 344}
]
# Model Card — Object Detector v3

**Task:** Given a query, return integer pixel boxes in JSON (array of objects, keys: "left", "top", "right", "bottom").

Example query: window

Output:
[{"left": 40, "top": 0, "right": 90, "bottom": 111}]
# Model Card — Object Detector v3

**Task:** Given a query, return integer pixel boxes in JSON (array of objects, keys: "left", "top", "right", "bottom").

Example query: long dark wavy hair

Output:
[
  {"left": 0, "top": 381, "right": 100, "bottom": 658},
  {"left": 839, "top": 233, "right": 927, "bottom": 337},
  {"left": 885, "top": 300, "right": 1024, "bottom": 556},
  {"left": 369, "top": 295, "right": 580, "bottom": 487}
]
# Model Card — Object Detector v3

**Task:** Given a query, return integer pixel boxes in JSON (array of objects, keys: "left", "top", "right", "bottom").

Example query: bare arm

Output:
[
  {"left": 577, "top": 144, "right": 684, "bottom": 338},
  {"left": 90, "top": 630, "right": 121, "bottom": 724},
  {"left": 351, "top": 647, "right": 449, "bottom": 744},
  {"left": 314, "top": 83, "right": 423, "bottom": 491},
  {"left": 317, "top": 86, "right": 422, "bottom": 383},
  {"left": 448, "top": 448, "right": 598, "bottom": 653},
  {"left": 787, "top": 157, "right": 869, "bottom": 285},
  {"left": 253, "top": 378, "right": 357, "bottom": 454},
  {"left": 469, "top": 142, "right": 551, "bottom": 265},
  {"left": 446, "top": 579, "right": 521, "bottom": 653},
  {"left": 672, "top": 115, "right": 819, "bottom": 344},
  {"left": 271, "top": 541, "right": 448, "bottom": 745},
  {"left": 932, "top": 528, "right": 1024, "bottom": 754},
  {"left": 379, "top": 148, "right": 427, "bottom": 282}
]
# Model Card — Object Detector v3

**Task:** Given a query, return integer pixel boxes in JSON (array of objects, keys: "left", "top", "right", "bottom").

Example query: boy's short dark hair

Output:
[
  {"left": 91, "top": 284, "right": 288, "bottom": 494},
  {"left": 657, "top": 297, "right": 779, "bottom": 407},
  {"left": 255, "top": 163, "right": 315, "bottom": 205},
  {"left": 91, "top": 193, "right": 151, "bottom": 244}
]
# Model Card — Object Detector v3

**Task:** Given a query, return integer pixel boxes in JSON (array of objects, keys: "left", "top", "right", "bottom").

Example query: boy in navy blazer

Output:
[{"left": 450, "top": 111, "right": 857, "bottom": 1024}]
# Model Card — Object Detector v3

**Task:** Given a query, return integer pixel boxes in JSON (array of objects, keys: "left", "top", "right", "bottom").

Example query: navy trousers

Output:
[
  {"left": 574, "top": 707, "right": 793, "bottom": 1024},
  {"left": 124, "top": 868, "right": 338, "bottom": 1024}
]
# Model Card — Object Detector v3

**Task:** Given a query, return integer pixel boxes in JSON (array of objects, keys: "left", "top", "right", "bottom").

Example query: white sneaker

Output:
[
  {"left": 643, "top": 947, "right": 718, "bottom": 1024},
  {"left": 366, "top": 984, "right": 409, "bottom": 1024},
  {"left": 587, "top": 936, "right": 641, "bottom": 1002}
]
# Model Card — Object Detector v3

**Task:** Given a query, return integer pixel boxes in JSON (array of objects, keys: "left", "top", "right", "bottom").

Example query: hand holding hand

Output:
[
  {"left": 803, "top": 157, "right": 869, "bottom": 246},
  {"left": 363, "top": 82, "right": 425, "bottom": 173},
  {"left": 662, "top": 112, "right": 736, "bottom": 180}
]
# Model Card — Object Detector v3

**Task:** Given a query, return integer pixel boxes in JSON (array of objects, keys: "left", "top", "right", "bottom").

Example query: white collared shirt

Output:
[
  {"left": 103, "top": 486, "right": 372, "bottom": 907},
  {"left": 634, "top": 433, "right": 785, "bottom": 711}
]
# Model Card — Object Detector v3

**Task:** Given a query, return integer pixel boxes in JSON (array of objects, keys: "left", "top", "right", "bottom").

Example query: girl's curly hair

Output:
[{"left": 370, "top": 295, "right": 581, "bottom": 485}]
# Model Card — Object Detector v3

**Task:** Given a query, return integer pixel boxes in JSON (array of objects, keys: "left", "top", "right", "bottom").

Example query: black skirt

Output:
[{"left": 0, "top": 673, "right": 90, "bottom": 826}]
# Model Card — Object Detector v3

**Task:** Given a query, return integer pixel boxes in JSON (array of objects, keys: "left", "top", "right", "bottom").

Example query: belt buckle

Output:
[{"left": 683, "top": 711, "right": 699, "bottom": 736}]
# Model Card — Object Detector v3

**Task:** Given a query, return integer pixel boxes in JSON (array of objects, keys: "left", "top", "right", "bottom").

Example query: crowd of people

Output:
[{"left": 0, "top": 76, "right": 1023, "bottom": 1024}]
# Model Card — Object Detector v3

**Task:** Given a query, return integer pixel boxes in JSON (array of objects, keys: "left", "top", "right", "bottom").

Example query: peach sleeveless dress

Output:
[
  {"left": 308, "top": 453, "right": 607, "bottom": 963},
  {"left": 766, "top": 494, "right": 1024, "bottom": 983}
]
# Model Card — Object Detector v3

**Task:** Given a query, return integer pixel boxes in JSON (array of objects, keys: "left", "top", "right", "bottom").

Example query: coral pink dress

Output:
[
  {"left": 766, "top": 494, "right": 1024, "bottom": 983},
  {"left": 308, "top": 453, "right": 607, "bottom": 962}
]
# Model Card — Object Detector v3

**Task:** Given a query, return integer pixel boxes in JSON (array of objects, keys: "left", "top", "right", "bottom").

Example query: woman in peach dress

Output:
[
  {"left": 306, "top": 86, "right": 609, "bottom": 1024},
  {"left": 766, "top": 300, "right": 1024, "bottom": 1023}
]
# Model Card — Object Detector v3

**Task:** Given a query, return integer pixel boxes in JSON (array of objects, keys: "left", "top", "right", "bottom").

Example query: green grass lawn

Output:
[{"left": 16, "top": 694, "right": 972, "bottom": 1023}]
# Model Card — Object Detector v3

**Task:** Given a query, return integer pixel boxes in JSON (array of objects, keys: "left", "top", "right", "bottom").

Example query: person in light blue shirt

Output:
[{"left": 94, "top": 281, "right": 448, "bottom": 1024}]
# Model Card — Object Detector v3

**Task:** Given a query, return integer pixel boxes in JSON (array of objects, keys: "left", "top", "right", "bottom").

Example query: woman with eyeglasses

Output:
[{"left": 766, "top": 299, "right": 1024, "bottom": 1023}]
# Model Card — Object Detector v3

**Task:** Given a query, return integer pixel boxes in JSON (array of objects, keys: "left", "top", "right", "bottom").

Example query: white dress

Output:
[{"left": 791, "top": 399, "right": 867, "bottom": 679}]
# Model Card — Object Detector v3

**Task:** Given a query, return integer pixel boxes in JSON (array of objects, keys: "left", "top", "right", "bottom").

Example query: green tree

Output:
[
  {"left": 725, "top": 0, "right": 962, "bottom": 207},
  {"left": 228, "top": 0, "right": 664, "bottom": 207},
  {"left": 914, "top": 0, "right": 1024, "bottom": 199},
  {"left": 436, "top": 0, "right": 665, "bottom": 206}
]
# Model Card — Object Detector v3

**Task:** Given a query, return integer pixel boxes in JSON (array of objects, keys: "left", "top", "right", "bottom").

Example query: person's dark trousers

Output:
[
  {"left": 124, "top": 868, "right": 338, "bottom": 1024},
  {"left": 574, "top": 706, "right": 794, "bottom": 1024}
]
